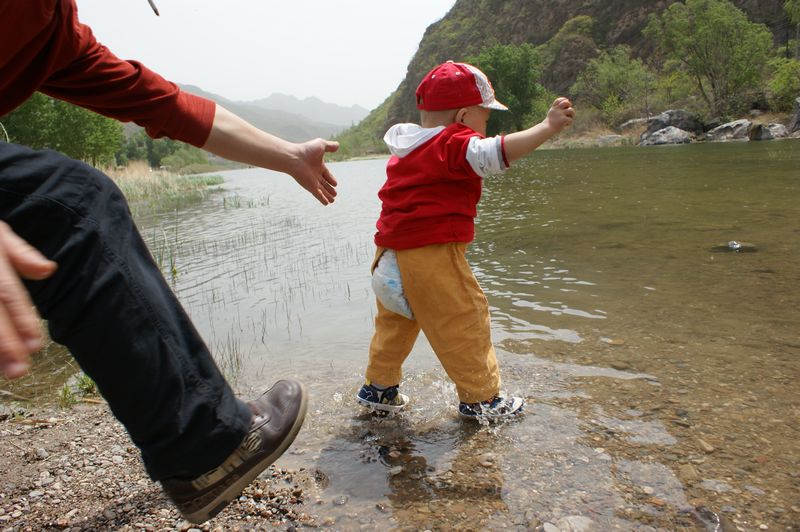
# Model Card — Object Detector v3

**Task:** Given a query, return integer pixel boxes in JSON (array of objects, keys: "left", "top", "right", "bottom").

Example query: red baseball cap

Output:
[{"left": 415, "top": 61, "right": 508, "bottom": 112}]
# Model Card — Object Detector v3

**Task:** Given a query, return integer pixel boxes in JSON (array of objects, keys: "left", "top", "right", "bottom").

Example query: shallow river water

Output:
[{"left": 37, "top": 141, "right": 800, "bottom": 529}]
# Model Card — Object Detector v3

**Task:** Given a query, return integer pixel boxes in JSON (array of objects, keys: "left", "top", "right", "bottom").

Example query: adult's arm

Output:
[
  {"left": 203, "top": 106, "right": 339, "bottom": 205},
  {"left": 37, "top": 0, "right": 339, "bottom": 203},
  {"left": 0, "top": 222, "right": 57, "bottom": 379}
]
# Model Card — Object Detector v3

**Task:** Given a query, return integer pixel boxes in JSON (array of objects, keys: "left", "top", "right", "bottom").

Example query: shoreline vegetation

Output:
[
  {"left": 332, "top": 108, "right": 797, "bottom": 160},
  {"left": 104, "top": 161, "right": 224, "bottom": 206}
]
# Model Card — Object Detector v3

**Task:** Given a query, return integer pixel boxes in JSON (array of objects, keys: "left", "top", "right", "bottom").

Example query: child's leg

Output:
[
  {"left": 396, "top": 243, "right": 500, "bottom": 403},
  {"left": 365, "top": 250, "right": 421, "bottom": 387}
]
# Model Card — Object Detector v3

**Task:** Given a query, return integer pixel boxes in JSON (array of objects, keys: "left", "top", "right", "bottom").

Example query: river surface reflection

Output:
[{"left": 137, "top": 141, "right": 798, "bottom": 530}]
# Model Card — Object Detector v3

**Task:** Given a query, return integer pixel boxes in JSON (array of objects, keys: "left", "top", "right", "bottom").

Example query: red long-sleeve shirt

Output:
[{"left": 0, "top": 0, "right": 215, "bottom": 147}]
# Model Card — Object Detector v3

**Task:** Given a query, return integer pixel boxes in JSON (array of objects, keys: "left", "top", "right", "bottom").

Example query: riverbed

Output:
[{"left": 17, "top": 140, "right": 800, "bottom": 529}]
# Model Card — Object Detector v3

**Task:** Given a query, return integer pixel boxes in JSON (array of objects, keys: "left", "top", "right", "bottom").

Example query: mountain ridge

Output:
[{"left": 177, "top": 84, "right": 359, "bottom": 142}]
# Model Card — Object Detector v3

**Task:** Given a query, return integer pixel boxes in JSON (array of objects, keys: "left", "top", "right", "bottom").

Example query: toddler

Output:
[{"left": 357, "top": 61, "right": 575, "bottom": 421}]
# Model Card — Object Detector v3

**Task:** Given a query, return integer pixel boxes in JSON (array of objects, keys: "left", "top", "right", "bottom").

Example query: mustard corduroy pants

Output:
[{"left": 366, "top": 242, "right": 501, "bottom": 403}]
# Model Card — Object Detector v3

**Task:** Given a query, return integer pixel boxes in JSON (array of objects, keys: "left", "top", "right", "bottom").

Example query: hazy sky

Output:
[{"left": 76, "top": 0, "right": 457, "bottom": 110}]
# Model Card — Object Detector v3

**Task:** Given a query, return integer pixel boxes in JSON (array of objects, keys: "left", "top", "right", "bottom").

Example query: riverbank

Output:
[{"left": 0, "top": 403, "right": 322, "bottom": 531}]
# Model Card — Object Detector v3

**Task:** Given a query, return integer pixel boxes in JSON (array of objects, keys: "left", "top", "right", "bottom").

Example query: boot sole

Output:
[{"left": 183, "top": 384, "right": 309, "bottom": 524}]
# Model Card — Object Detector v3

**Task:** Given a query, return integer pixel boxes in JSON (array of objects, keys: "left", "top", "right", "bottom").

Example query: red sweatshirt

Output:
[
  {"left": 0, "top": 0, "right": 215, "bottom": 147},
  {"left": 375, "top": 123, "right": 484, "bottom": 250}
]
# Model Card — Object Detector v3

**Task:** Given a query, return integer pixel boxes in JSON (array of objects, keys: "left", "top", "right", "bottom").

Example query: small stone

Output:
[
  {"left": 679, "top": 464, "right": 700, "bottom": 481},
  {"left": 697, "top": 438, "right": 715, "bottom": 453},
  {"left": 388, "top": 466, "right": 403, "bottom": 476},
  {"left": 555, "top": 515, "right": 595, "bottom": 531},
  {"left": 36, "top": 448, "right": 49, "bottom": 460},
  {"left": 333, "top": 495, "right": 348, "bottom": 505},
  {"left": 103, "top": 509, "right": 116, "bottom": 520},
  {"left": 29, "top": 490, "right": 44, "bottom": 498},
  {"left": 542, "top": 523, "right": 560, "bottom": 532},
  {"left": 602, "top": 338, "right": 625, "bottom": 346},
  {"left": 642, "top": 486, "right": 654, "bottom": 495}
]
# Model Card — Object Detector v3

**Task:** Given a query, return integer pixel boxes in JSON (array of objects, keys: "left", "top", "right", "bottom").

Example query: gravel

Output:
[{"left": 0, "top": 403, "right": 318, "bottom": 531}]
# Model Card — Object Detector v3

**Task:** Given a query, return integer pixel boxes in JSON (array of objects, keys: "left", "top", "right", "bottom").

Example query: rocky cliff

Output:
[{"left": 346, "top": 0, "right": 790, "bottom": 152}]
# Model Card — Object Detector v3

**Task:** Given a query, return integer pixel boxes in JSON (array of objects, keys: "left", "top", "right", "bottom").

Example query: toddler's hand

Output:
[{"left": 545, "top": 97, "right": 575, "bottom": 133}]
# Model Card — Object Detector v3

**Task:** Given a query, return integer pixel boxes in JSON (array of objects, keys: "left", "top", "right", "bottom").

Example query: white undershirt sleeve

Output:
[{"left": 465, "top": 135, "right": 509, "bottom": 178}]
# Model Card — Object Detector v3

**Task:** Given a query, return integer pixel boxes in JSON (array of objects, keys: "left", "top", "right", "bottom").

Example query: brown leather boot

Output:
[{"left": 161, "top": 379, "right": 307, "bottom": 524}]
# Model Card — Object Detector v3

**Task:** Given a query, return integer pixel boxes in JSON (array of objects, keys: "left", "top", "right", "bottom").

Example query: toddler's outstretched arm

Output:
[{"left": 503, "top": 97, "right": 575, "bottom": 164}]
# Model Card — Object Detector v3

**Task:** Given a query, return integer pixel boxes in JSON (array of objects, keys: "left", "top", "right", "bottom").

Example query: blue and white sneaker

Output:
[
  {"left": 459, "top": 395, "right": 524, "bottom": 421},
  {"left": 356, "top": 381, "right": 409, "bottom": 413}
]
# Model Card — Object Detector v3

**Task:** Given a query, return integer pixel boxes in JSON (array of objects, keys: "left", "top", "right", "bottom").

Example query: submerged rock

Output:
[{"left": 710, "top": 241, "right": 757, "bottom": 253}]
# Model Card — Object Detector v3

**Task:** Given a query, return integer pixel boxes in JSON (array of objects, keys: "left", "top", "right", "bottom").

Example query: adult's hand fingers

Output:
[
  {"left": 1, "top": 222, "right": 57, "bottom": 280},
  {"left": 296, "top": 139, "right": 340, "bottom": 205},
  {"left": 0, "top": 222, "right": 57, "bottom": 379}
]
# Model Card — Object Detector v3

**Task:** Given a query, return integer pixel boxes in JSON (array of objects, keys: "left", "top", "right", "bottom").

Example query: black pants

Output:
[{"left": 0, "top": 142, "right": 250, "bottom": 480}]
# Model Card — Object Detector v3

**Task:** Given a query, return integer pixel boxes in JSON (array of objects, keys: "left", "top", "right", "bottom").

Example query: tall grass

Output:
[{"left": 105, "top": 161, "right": 223, "bottom": 210}]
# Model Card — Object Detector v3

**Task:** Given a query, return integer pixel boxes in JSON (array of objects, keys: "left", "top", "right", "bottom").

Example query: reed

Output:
[{"left": 104, "top": 161, "right": 223, "bottom": 206}]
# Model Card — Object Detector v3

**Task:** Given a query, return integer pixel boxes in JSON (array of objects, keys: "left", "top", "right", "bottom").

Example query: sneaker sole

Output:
[
  {"left": 458, "top": 410, "right": 523, "bottom": 421},
  {"left": 183, "top": 384, "right": 309, "bottom": 524},
  {"left": 356, "top": 393, "right": 409, "bottom": 413},
  {"left": 459, "top": 401, "right": 524, "bottom": 422}
]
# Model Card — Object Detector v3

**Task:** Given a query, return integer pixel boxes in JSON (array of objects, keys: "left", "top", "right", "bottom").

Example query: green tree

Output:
[
  {"left": 570, "top": 45, "right": 655, "bottom": 126},
  {"left": 1, "top": 93, "right": 56, "bottom": 148},
  {"left": 787, "top": 0, "right": 800, "bottom": 58},
  {"left": 160, "top": 144, "right": 209, "bottom": 172},
  {"left": 48, "top": 100, "right": 123, "bottom": 166},
  {"left": 768, "top": 58, "right": 800, "bottom": 110},
  {"left": 2, "top": 94, "right": 122, "bottom": 165},
  {"left": 117, "top": 130, "right": 149, "bottom": 166},
  {"left": 145, "top": 136, "right": 179, "bottom": 168},
  {"left": 467, "top": 43, "right": 547, "bottom": 135},
  {"left": 644, "top": 0, "right": 773, "bottom": 118}
]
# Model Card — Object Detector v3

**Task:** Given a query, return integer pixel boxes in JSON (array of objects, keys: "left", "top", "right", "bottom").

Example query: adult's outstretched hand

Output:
[
  {"left": 286, "top": 138, "right": 339, "bottom": 205},
  {"left": 0, "top": 222, "right": 57, "bottom": 379}
]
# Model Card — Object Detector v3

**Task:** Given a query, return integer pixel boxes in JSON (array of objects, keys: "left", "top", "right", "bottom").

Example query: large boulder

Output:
[
  {"left": 644, "top": 109, "right": 705, "bottom": 136},
  {"left": 749, "top": 123, "right": 789, "bottom": 141},
  {"left": 706, "top": 119, "right": 752, "bottom": 142},
  {"left": 639, "top": 126, "right": 693, "bottom": 146},
  {"left": 790, "top": 97, "right": 800, "bottom": 134}
]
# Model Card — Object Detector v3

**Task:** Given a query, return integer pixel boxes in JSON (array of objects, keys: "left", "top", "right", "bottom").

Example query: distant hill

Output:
[
  {"left": 178, "top": 84, "right": 347, "bottom": 142},
  {"left": 246, "top": 93, "right": 369, "bottom": 128}
]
